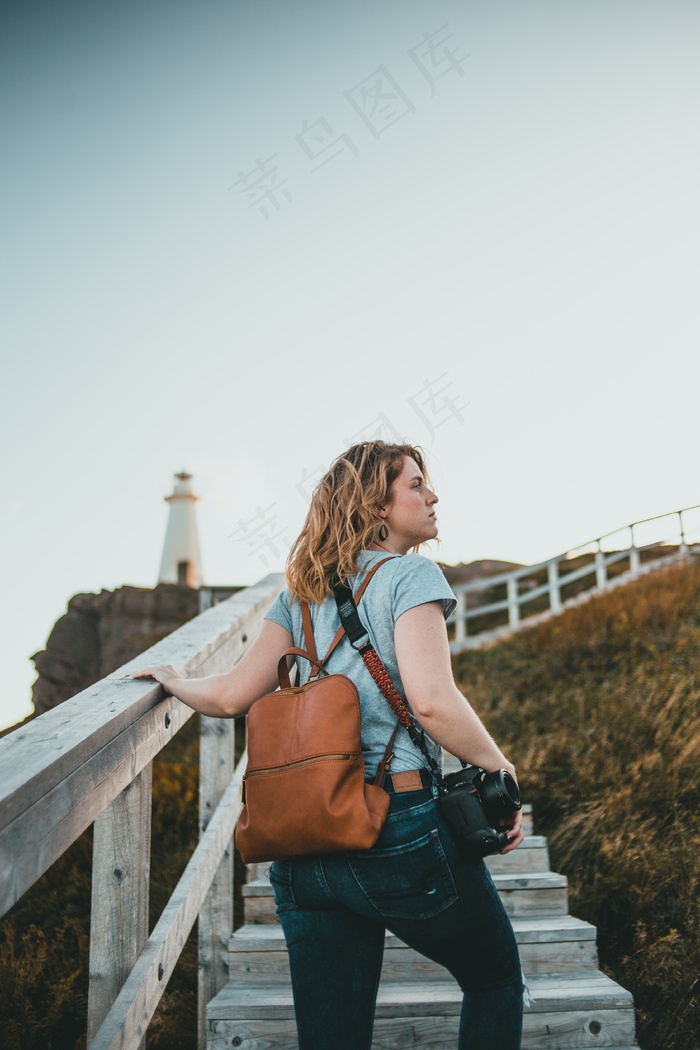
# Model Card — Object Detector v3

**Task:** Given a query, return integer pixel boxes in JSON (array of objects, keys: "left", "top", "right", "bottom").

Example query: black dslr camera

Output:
[{"left": 438, "top": 766, "right": 522, "bottom": 860}]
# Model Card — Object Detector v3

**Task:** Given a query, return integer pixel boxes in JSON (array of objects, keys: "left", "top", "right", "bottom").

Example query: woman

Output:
[{"left": 133, "top": 440, "right": 524, "bottom": 1049}]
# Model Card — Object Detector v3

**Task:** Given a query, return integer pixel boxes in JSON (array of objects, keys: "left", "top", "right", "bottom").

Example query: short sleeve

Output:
[
  {"left": 391, "top": 554, "right": 457, "bottom": 622},
  {"left": 264, "top": 589, "right": 293, "bottom": 632}
]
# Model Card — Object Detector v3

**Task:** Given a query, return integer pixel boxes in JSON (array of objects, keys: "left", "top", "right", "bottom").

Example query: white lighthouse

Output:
[{"left": 158, "top": 470, "right": 204, "bottom": 588}]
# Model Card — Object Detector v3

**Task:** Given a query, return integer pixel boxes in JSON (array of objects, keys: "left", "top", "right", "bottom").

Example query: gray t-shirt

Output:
[{"left": 264, "top": 549, "right": 457, "bottom": 777}]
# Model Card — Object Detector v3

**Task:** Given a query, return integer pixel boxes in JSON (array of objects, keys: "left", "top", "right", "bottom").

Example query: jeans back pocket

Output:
[{"left": 348, "top": 829, "right": 458, "bottom": 920}]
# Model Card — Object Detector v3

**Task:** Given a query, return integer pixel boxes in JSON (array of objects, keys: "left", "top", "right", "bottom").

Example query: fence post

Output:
[
  {"left": 199, "top": 587, "right": 214, "bottom": 614},
  {"left": 595, "top": 541, "right": 607, "bottom": 589},
  {"left": 454, "top": 590, "right": 466, "bottom": 644},
  {"left": 548, "top": 559, "right": 561, "bottom": 613},
  {"left": 679, "top": 510, "right": 688, "bottom": 554},
  {"left": 88, "top": 768, "right": 152, "bottom": 1050},
  {"left": 507, "top": 576, "right": 520, "bottom": 627},
  {"left": 630, "top": 524, "right": 640, "bottom": 574},
  {"left": 198, "top": 715, "right": 235, "bottom": 1048}
]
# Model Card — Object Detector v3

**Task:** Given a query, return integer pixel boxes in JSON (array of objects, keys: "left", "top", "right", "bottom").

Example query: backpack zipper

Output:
[
  {"left": 244, "top": 753, "right": 357, "bottom": 778},
  {"left": 241, "top": 753, "right": 358, "bottom": 802}
]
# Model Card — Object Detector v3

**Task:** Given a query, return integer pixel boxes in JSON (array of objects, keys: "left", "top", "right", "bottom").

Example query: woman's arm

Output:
[
  {"left": 394, "top": 600, "right": 523, "bottom": 852},
  {"left": 131, "top": 619, "right": 293, "bottom": 718}
]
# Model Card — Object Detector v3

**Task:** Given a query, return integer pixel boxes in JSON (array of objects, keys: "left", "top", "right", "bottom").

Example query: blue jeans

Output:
[{"left": 269, "top": 771, "right": 523, "bottom": 1049}]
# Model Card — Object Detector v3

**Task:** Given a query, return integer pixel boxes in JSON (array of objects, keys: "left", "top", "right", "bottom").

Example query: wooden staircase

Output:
[{"left": 207, "top": 800, "right": 639, "bottom": 1049}]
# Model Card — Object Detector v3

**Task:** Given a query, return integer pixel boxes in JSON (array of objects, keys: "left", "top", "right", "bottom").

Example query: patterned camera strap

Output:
[{"left": 328, "top": 564, "right": 446, "bottom": 788}]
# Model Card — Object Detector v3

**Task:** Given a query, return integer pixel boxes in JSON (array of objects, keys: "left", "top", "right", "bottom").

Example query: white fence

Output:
[
  {"left": 449, "top": 504, "right": 700, "bottom": 651},
  {"left": 0, "top": 573, "right": 284, "bottom": 1050}
]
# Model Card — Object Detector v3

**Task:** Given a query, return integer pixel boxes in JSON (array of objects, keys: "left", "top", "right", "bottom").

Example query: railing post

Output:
[
  {"left": 88, "top": 768, "right": 152, "bottom": 1050},
  {"left": 454, "top": 590, "right": 466, "bottom": 644},
  {"left": 630, "top": 524, "right": 640, "bottom": 574},
  {"left": 595, "top": 541, "right": 607, "bottom": 589},
  {"left": 679, "top": 510, "right": 688, "bottom": 554},
  {"left": 199, "top": 587, "right": 214, "bottom": 614},
  {"left": 507, "top": 576, "right": 520, "bottom": 627},
  {"left": 548, "top": 559, "right": 561, "bottom": 614},
  {"left": 198, "top": 714, "right": 235, "bottom": 1049}
]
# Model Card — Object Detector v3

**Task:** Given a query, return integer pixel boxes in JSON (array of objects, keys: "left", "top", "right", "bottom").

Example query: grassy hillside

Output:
[{"left": 453, "top": 556, "right": 700, "bottom": 1050}]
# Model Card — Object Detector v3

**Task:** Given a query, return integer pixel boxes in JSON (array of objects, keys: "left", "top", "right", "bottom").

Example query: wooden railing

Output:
[
  {"left": 0, "top": 573, "right": 284, "bottom": 1050},
  {"left": 449, "top": 504, "right": 700, "bottom": 651}
]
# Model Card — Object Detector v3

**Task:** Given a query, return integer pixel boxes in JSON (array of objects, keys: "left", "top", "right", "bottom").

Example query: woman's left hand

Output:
[
  {"left": 498, "top": 808, "right": 524, "bottom": 854},
  {"left": 131, "top": 665, "right": 183, "bottom": 695}
]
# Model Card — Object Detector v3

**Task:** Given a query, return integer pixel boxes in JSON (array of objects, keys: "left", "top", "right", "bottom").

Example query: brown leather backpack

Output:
[{"left": 236, "top": 561, "right": 396, "bottom": 864}]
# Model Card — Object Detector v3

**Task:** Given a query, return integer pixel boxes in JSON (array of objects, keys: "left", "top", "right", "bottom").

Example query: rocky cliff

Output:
[{"left": 30, "top": 584, "right": 201, "bottom": 715}]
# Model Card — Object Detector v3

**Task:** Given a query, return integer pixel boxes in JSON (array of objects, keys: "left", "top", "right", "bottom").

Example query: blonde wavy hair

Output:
[{"left": 286, "top": 440, "right": 430, "bottom": 604}]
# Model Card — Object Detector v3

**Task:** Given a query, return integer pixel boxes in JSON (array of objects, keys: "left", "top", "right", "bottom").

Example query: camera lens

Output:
[{"left": 480, "top": 770, "right": 521, "bottom": 819}]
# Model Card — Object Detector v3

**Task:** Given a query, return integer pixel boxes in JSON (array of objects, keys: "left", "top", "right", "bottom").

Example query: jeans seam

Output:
[
  {"left": 346, "top": 863, "right": 387, "bottom": 921},
  {"left": 270, "top": 859, "right": 298, "bottom": 912},
  {"left": 317, "top": 857, "right": 338, "bottom": 902},
  {"left": 364, "top": 933, "right": 384, "bottom": 1050},
  {"left": 384, "top": 796, "right": 436, "bottom": 822}
]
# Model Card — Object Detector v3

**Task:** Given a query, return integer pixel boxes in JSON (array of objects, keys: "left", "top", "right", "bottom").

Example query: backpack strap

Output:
[
  {"left": 300, "top": 557, "right": 397, "bottom": 679},
  {"left": 276, "top": 649, "right": 327, "bottom": 690},
  {"left": 300, "top": 603, "right": 319, "bottom": 666},
  {"left": 373, "top": 720, "right": 401, "bottom": 789}
]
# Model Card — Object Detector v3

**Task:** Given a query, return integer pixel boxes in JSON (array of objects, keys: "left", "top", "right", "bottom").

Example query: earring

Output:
[{"left": 378, "top": 523, "right": 389, "bottom": 542}]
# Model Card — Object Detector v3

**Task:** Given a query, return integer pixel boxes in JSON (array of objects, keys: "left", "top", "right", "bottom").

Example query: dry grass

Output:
[{"left": 453, "top": 556, "right": 700, "bottom": 1050}]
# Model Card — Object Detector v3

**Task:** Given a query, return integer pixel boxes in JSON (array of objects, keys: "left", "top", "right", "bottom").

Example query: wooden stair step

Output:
[
  {"left": 207, "top": 971, "right": 636, "bottom": 1049},
  {"left": 228, "top": 914, "right": 598, "bottom": 982},
  {"left": 242, "top": 867, "right": 569, "bottom": 924},
  {"left": 486, "top": 835, "right": 550, "bottom": 873},
  {"left": 230, "top": 914, "right": 596, "bottom": 953},
  {"left": 510, "top": 915, "right": 598, "bottom": 972},
  {"left": 209, "top": 971, "right": 635, "bottom": 1012},
  {"left": 493, "top": 871, "right": 568, "bottom": 918}
]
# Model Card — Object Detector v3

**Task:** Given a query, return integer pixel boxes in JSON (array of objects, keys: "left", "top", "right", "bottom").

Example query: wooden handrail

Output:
[{"left": 0, "top": 572, "right": 285, "bottom": 1049}]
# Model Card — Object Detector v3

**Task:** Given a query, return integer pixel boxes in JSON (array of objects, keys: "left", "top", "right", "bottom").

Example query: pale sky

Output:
[{"left": 2, "top": 0, "right": 699, "bottom": 730}]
